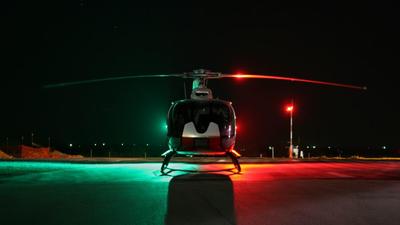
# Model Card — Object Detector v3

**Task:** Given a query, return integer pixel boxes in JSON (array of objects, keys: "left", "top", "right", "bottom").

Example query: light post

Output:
[
  {"left": 145, "top": 144, "right": 149, "bottom": 159},
  {"left": 268, "top": 146, "right": 275, "bottom": 160},
  {"left": 286, "top": 103, "right": 294, "bottom": 159}
]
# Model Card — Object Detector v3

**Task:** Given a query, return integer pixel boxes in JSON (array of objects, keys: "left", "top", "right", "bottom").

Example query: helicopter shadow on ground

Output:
[{"left": 165, "top": 173, "right": 236, "bottom": 225}]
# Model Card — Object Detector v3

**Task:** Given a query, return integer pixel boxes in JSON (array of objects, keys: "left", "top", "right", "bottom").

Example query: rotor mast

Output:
[{"left": 188, "top": 69, "right": 220, "bottom": 100}]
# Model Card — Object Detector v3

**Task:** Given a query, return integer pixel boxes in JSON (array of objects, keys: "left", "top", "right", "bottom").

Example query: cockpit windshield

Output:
[{"left": 167, "top": 100, "right": 235, "bottom": 138}]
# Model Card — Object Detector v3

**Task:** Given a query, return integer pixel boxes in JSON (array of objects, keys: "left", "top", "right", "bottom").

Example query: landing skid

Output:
[{"left": 160, "top": 150, "right": 241, "bottom": 174}]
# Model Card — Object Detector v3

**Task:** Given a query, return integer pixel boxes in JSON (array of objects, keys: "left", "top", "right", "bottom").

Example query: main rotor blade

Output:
[
  {"left": 43, "top": 74, "right": 184, "bottom": 88},
  {"left": 220, "top": 74, "right": 367, "bottom": 90}
]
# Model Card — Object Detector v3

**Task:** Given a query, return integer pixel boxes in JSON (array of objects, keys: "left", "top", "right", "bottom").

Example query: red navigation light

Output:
[{"left": 286, "top": 105, "right": 294, "bottom": 112}]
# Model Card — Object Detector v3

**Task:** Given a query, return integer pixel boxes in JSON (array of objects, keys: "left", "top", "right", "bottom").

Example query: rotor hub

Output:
[{"left": 185, "top": 69, "right": 222, "bottom": 78}]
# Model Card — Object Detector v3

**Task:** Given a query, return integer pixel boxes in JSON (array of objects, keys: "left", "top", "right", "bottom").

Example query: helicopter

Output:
[{"left": 44, "top": 69, "right": 366, "bottom": 174}]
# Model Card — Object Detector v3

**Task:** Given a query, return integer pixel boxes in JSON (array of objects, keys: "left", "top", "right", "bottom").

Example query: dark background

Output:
[{"left": 1, "top": 1, "right": 399, "bottom": 156}]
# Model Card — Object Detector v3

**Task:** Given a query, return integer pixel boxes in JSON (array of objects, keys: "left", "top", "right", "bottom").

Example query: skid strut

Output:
[
  {"left": 227, "top": 151, "right": 241, "bottom": 173},
  {"left": 161, "top": 150, "right": 176, "bottom": 174}
]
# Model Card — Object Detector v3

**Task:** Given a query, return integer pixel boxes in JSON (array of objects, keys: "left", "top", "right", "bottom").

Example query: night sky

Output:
[{"left": 2, "top": 2, "right": 399, "bottom": 153}]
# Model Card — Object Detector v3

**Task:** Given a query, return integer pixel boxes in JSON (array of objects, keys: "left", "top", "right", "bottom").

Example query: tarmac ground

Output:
[{"left": 0, "top": 159, "right": 399, "bottom": 225}]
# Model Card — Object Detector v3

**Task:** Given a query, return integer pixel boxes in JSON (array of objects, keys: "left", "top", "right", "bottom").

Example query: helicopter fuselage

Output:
[{"left": 167, "top": 99, "right": 237, "bottom": 156}]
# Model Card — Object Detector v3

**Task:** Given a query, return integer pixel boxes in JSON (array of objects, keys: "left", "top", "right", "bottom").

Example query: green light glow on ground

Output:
[
  {"left": 0, "top": 161, "right": 199, "bottom": 225},
  {"left": 0, "top": 161, "right": 199, "bottom": 183}
]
